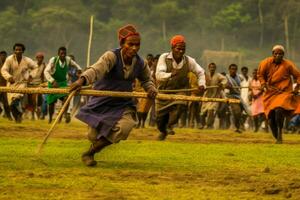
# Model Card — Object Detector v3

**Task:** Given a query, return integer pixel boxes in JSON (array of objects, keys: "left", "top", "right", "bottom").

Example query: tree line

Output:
[{"left": 0, "top": 0, "right": 299, "bottom": 68}]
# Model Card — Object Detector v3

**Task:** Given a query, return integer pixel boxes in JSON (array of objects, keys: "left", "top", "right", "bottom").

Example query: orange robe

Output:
[{"left": 257, "top": 57, "right": 300, "bottom": 117}]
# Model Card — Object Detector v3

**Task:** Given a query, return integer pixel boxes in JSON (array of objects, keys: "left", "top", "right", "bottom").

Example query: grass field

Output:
[{"left": 0, "top": 118, "right": 300, "bottom": 199}]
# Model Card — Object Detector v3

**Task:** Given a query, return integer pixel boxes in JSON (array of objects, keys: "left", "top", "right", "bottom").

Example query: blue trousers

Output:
[{"left": 289, "top": 114, "right": 300, "bottom": 127}]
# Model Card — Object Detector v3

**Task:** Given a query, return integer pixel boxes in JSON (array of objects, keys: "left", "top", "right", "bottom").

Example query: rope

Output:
[
  {"left": 159, "top": 85, "right": 255, "bottom": 93},
  {"left": 0, "top": 86, "right": 240, "bottom": 104}
]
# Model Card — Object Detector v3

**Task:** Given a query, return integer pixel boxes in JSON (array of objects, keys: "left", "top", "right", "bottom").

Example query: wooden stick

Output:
[
  {"left": 0, "top": 87, "right": 240, "bottom": 103},
  {"left": 36, "top": 90, "right": 77, "bottom": 154},
  {"left": 159, "top": 85, "right": 255, "bottom": 93},
  {"left": 86, "top": 15, "right": 94, "bottom": 68}
]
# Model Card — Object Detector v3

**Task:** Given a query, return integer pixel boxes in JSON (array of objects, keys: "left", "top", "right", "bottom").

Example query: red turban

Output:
[
  {"left": 170, "top": 35, "right": 185, "bottom": 47},
  {"left": 118, "top": 24, "right": 140, "bottom": 44}
]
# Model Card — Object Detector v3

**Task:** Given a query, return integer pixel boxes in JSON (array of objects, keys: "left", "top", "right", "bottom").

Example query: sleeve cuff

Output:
[
  {"left": 49, "top": 78, "right": 55, "bottom": 83},
  {"left": 80, "top": 75, "right": 89, "bottom": 85}
]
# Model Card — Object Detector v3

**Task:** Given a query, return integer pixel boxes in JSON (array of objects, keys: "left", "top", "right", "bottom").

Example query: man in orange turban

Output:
[
  {"left": 170, "top": 35, "right": 185, "bottom": 47},
  {"left": 155, "top": 34, "right": 206, "bottom": 140}
]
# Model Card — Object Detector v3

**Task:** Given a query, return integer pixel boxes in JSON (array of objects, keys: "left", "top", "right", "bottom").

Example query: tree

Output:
[
  {"left": 149, "top": 1, "right": 187, "bottom": 41},
  {"left": 0, "top": 7, "right": 21, "bottom": 49},
  {"left": 212, "top": 3, "right": 251, "bottom": 51}
]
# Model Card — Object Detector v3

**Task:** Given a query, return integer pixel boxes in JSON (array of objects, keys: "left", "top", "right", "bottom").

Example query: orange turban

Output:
[
  {"left": 118, "top": 24, "right": 140, "bottom": 44},
  {"left": 170, "top": 35, "right": 185, "bottom": 47}
]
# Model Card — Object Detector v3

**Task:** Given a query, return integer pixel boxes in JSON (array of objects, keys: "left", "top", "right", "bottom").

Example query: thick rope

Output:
[
  {"left": 0, "top": 86, "right": 240, "bottom": 104},
  {"left": 159, "top": 85, "right": 254, "bottom": 93}
]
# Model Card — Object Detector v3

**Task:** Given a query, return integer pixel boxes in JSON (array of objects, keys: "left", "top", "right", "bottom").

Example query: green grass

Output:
[
  {"left": 1, "top": 137, "right": 300, "bottom": 199},
  {"left": 1, "top": 119, "right": 300, "bottom": 199}
]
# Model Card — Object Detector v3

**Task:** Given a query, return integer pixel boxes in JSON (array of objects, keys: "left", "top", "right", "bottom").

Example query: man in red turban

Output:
[
  {"left": 118, "top": 24, "right": 140, "bottom": 45},
  {"left": 155, "top": 35, "right": 206, "bottom": 140},
  {"left": 70, "top": 24, "right": 157, "bottom": 166}
]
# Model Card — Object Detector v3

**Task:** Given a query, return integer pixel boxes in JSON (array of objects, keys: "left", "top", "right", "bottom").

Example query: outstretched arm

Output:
[{"left": 69, "top": 51, "right": 116, "bottom": 91}]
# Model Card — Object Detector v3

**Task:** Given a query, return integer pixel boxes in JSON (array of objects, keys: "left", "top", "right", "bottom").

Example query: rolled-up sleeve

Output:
[
  {"left": 44, "top": 57, "right": 55, "bottom": 83},
  {"left": 155, "top": 53, "right": 172, "bottom": 81},
  {"left": 80, "top": 51, "right": 116, "bottom": 85},
  {"left": 188, "top": 57, "right": 206, "bottom": 87}
]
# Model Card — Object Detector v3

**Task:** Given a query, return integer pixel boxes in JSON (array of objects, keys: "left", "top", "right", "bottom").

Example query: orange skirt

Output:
[{"left": 263, "top": 91, "right": 300, "bottom": 117}]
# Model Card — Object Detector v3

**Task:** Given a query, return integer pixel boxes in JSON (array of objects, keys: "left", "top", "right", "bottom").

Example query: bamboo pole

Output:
[
  {"left": 0, "top": 87, "right": 240, "bottom": 104},
  {"left": 86, "top": 15, "right": 94, "bottom": 68},
  {"left": 36, "top": 90, "right": 77, "bottom": 154},
  {"left": 159, "top": 85, "right": 256, "bottom": 93}
]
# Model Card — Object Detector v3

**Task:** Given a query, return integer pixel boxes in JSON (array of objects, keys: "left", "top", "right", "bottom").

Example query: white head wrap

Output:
[{"left": 272, "top": 45, "right": 285, "bottom": 52}]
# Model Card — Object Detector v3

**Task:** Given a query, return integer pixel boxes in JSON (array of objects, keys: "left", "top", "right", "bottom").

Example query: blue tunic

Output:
[{"left": 76, "top": 48, "right": 144, "bottom": 138}]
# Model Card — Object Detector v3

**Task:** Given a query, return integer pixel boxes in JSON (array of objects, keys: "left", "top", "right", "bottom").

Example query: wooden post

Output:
[{"left": 86, "top": 15, "right": 94, "bottom": 68}]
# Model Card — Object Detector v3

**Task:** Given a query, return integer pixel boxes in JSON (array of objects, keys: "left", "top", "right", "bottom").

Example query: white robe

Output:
[{"left": 1, "top": 54, "right": 36, "bottom": 104}]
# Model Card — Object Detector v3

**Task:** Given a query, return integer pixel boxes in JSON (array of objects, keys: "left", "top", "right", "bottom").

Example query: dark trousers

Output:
[
  {"left": 253, "top": 113, "right": 267, "bottom": 132},
  {"left": 201, "top": 110, "right": 216, "bottom": 129},
  {"left": 218, "top": 103, "right": 231, "bottom": 129},
  {"left": 188, "top": 102, "right": 200, "bottom": 128},
  {"left": 136, "top": 112, "right": 148, "bottom": 128},
  {"left": 0, "top": 92, "right": 11, "bottom": 119},
  {"left": 10, "top": 98, "right": 22, "bottom": 123},
  {"left": 268, "top": 108, "right": 287, "bottom": 142},
  {"left": 230, "top": 103, "right": 242, "bottom": 131},
  {"left": 157, "top": 104, "right": 186, "bottom": 133}
]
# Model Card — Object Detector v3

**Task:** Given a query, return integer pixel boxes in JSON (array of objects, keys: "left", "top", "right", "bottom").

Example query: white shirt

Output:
[
  {"left": 240, "top": 75, "right": 252, "bottom": 105},
  {"left": 0, "top": 54, "right": 37, "bottom": 104},
  {"left": 29, "top": 62, "right": 45, "bottom": 85},
  {"left": 155, "top": 52, "right": 206, "bottom": 87},
  {"left": 44, "top": 56, "right": 82, "bottom": 83},
  {"left": 1, "top": 54, "right": 36, "bottom": 82}
]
